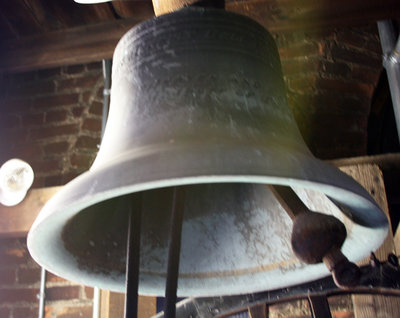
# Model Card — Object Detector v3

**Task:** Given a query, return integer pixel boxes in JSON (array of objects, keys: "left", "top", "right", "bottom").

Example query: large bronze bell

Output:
[{"left": 27, "top": 7, "right": 388, "bottom": 297}]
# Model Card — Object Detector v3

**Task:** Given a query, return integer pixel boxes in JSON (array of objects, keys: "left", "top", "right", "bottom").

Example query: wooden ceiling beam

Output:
[
  {"left": 0, "top": 186, "right": 61, "bottom": 238},
  {"left": 1, "top": 0, "right": 399, "bottom": 73},
  {"left": 0, "top": 15, "right": 151, "bottom": 73}
]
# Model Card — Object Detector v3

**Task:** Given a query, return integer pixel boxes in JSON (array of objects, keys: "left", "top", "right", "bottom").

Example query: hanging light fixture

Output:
[
  {"left": 0, "top": 158, "right": 34, "bottom": 206},
  {"left": 27, "top": 6, "right": 388, "bottom": 299},
  {"left": 73, "top": 0, "right": 111, "bottom": 4}
]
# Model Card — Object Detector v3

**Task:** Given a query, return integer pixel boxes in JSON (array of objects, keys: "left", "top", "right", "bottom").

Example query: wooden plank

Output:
[
  {"left": 138, "top": 295, "right": 157, "bottom": 318},
  {"left": 339, "top": 164, "right": 400, "bottom": 318},
  {"left": 1, "top": 0, "right": 400, "bottom": 72},
  {"left": 100, "top": 290, "right": 156, "bottom": 318},
  {"left": 352, "top": 295, "right": 400, "bottom": 318},
  {"left": 0, "top": 186, "right": 61, "bottom": 237},
  {"left": 100, "top": 290, "right": 111, "bottom": 318},
  {"left": 109, "top": 292, "right": 125, "bottom": 317}
]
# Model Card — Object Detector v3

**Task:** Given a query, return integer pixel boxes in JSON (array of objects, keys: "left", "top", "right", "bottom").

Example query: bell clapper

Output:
[
  {"left": 124, "top": 193, "right": 143, "bottom": 318},
  {"left": 322, "top": 249, "right": 361, "bottom": 288},
  {"left": 270, "top": 185, "right": 361, "bottom": 288}
]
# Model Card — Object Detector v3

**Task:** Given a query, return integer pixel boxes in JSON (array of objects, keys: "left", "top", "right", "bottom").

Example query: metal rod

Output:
[
  {"left": 164, "top": 187, "right": 185, "bottom": 318},
  {"left": 248, "top": 303, "right": 269, "bottom": 318},
  {"left": 378, "top": 20, "right": 396, "bottom": 55},
  {"left": 38, "top": 267, "right": 46, "bottom": 318},
  {"left": 308, "top": 295, "right": 333, "bottom": 318},
  {"left": 92, "top": 287, "right": 101, "bottom": 318},
  {"left": 124, "top": 194, "right": 143, "bottom": 318},
  {"left": 269, "top": 185, "right": 309, "bottom": 219},
  {"left": 101, "top": 59, "right": 112, "bottom": 138},
  {"left": 377, "top": 20, "right": 400, "bottom": 142}
]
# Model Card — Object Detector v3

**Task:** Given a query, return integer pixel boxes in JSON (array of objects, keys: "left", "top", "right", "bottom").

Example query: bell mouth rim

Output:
[{"left": 27, "top": 147, "right": 388, "bottom": 296}]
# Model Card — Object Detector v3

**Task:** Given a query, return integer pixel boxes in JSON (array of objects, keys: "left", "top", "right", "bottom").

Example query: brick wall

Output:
[
  {"left": 0, "top": 63, "right": 103, "bottom": 318},
  {"left": 0, "top": 62, "right": 103, "bottom": 188},
  {"left": 0, "top": 23, "right": 384, "bottom": 318},
  {"left": 277, "top": 24, "right": 382, "bottom": 159},
  {"left": 0, "top": 237, "right": 94, "bottom": 318}
]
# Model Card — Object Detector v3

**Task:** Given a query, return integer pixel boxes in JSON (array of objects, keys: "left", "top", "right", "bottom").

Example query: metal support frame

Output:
[
  {"left": 164, "top": 187, "right": 186, "bottom": 318},
  {"left": 37, "top": 267, "right": 46, "bottom": 318},
  {"left": 123, "top": 187, "right": 185, "bottom": 318},
  {"left": 101, "top": 59, "right": 112, "bottom": 138},
  {"left": 308, "top": 295, "right": 332, "bottom": 318},
  {"left": 152, "top": 253, "right": 400, "bottom": 318},
  {"left": 92, "top": 287, "right": 101, "bottom": 318},
  {"left": 377, "top": 20, "right": 400, "bottom": 142}
]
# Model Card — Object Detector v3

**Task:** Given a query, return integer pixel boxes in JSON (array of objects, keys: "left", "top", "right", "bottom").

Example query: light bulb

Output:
[
  {"left": 0, "top": 159, "right": 34, "bottom": 206},
  {"left": 74, "top": 0, "right": 111, "bottom": 4}
]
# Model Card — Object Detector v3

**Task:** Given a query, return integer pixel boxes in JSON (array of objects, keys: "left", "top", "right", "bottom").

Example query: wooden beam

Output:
[
  {"left": 0, "top": 186, "right": 61, "bottom": 237},
  {"left": 0, "top": 0, "right": 399, "bottom": 73},
  {"left": 0, "top": 15, "right": 151, "bottom": 73},
  {"left": 100, "top": 290, "right": 156, "bottom": 318},
  {"left": 330, "top": 153, "right": 400, "bottom": 168}
]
